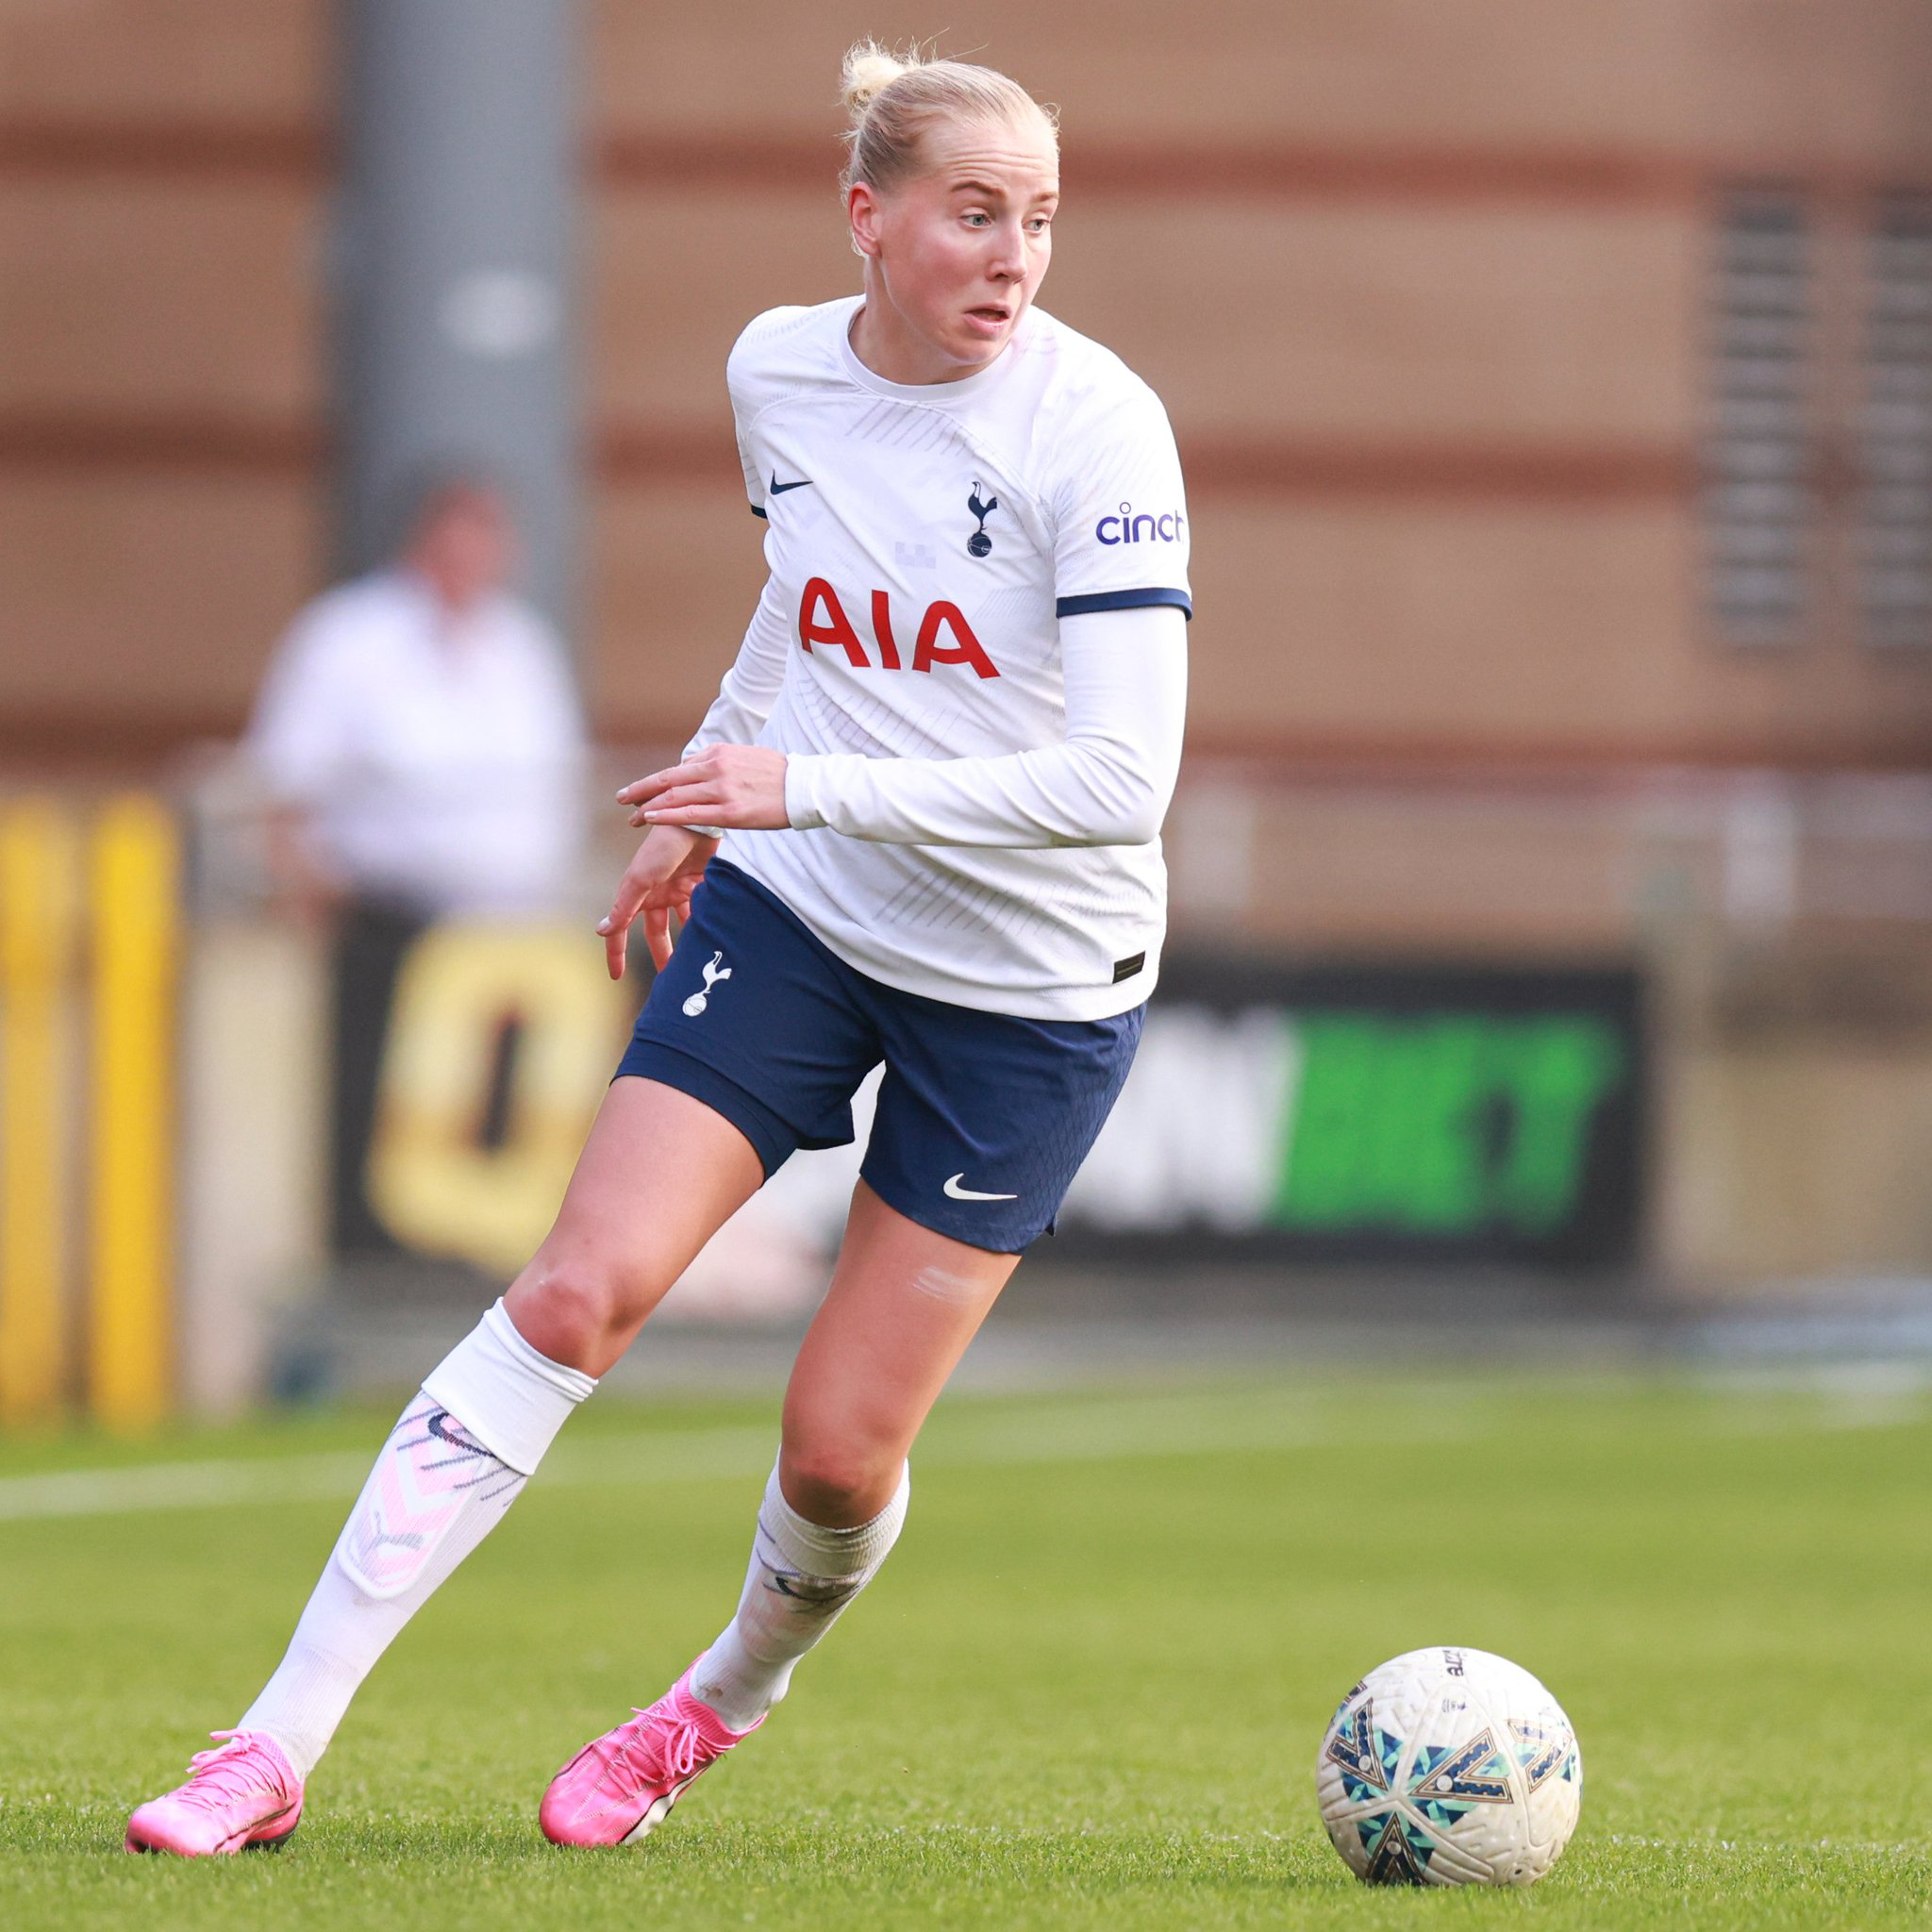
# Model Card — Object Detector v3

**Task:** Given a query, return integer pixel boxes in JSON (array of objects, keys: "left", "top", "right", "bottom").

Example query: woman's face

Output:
[{"left": 849, "top": 112, "right": 1059, "bottom": 381}]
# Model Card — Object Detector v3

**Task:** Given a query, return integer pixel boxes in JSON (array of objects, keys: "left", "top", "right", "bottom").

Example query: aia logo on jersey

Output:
[
  {"left": 797, "top": 578, "right": 1000, "bottom": 678},
  {"left": 966, "top": 481, "right": 999, "bottom": 558},
  {"left": 1096, "top": 502, "right": 1184, "bottom": 545}
]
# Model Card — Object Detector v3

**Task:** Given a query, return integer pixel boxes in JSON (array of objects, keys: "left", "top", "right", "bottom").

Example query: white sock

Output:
[
  {"left": 691, "top": 1460, "right": 910, "bottom": 1732},
  {"left": 239, "top": 1300, "right": 593, "bottom": 1775}
]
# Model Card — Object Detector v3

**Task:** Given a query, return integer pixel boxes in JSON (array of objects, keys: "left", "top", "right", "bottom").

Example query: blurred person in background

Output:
[
  {"left": 246, "top": 469, "right": 587, "bottom": 924},
  {"left": 244, "top": 471, "right": 588, "bottom": 1251}
]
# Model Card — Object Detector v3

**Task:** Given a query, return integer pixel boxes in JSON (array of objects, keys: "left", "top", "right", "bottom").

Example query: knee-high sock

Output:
[
  {"left": 691, "top": 1460, "right": 910, "bottom": 1733},
  {"left": 237, "top": 1300, "right": 593, "bottom": 1775}
]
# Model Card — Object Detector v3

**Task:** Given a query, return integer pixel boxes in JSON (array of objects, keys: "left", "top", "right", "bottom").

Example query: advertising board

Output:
[
  {"left": 1058, "top": 955, "right": 1644, "bottom": 1269},
  {"left": 332, "top": 926, "right": 1646, "bottom": 1286}
]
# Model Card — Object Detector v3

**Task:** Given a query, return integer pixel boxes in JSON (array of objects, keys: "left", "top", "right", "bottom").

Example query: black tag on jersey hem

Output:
[{"left": 1111, "top": 952, "right": 1147, "bottom": 984}]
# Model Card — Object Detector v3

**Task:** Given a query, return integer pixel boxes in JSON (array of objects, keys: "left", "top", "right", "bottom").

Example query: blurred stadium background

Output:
[{"left": 5, "top": 0, "right": 1932, "bottom": 1429}]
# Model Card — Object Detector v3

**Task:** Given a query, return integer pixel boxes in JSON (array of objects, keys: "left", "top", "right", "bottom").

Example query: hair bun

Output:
[
  {"left": 841, "top": 40, "right": 917, "bottom": 116},
  {"left": 837, "top": 41, "right": 1055, "bottom": 192}
]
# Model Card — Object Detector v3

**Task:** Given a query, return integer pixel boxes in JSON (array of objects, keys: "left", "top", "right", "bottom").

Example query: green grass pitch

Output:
[{"left": 2, "top": 1367, "right": 1928, "bottom": 1928}]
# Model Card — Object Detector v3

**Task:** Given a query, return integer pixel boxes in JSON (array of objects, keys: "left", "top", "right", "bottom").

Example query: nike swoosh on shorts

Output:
[{"left": 943, "top": 1174, "right": 1018, "bottom": 1202}]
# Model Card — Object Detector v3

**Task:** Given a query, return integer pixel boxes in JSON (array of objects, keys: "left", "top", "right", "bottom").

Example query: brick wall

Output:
[{"left": 5, "top": 0, "right": 1931, "bottom": 771}]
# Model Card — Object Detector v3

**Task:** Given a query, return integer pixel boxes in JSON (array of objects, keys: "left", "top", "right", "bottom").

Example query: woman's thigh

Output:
[
  {"left": 779, "top": 1180, "right": 1019, "bottom": 1524},
  {"left": 505, "top": 1074, "right": 765, "bottom": 1374}
]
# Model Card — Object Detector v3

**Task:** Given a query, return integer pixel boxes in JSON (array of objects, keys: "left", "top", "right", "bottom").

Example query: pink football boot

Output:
[
  {"left": 124, "top": 1730, "right": 304, "bottom": 1856},
  {"left": 540, "top": 1662, "right": 759, "bottom": 1847}
]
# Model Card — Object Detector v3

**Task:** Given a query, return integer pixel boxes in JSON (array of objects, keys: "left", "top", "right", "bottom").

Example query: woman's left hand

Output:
[{"left": 617, "top": 744, "right": 790, "bottom": 831}]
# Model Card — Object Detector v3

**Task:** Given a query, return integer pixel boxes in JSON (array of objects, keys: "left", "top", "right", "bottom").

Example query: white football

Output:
[{"left": 1314, "top": 1646, "right": 1582, "bottom": 1887}]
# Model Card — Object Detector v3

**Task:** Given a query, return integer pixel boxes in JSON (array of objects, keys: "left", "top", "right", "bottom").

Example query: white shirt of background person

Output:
[{"left": 245, "top": 477, "right": 589, "bottom": 921}]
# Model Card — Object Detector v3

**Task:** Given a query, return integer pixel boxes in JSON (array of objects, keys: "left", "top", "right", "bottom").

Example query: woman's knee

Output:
[
  {"left": 777, "top": 1434, "right": 904, "bottom": 1528},
  {"left": 505, "top": 1246, "right": 667, "bottom": 1371}
]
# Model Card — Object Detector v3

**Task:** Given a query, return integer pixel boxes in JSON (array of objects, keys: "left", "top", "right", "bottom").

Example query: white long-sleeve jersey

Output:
[{"left": 686, "top": 297, "right": 1192, "bottom": 1022}]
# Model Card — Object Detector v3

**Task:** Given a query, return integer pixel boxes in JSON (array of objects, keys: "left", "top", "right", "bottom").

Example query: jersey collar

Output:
[{"left": 838, "top": 298, "right": 1025, "bottom": 406}]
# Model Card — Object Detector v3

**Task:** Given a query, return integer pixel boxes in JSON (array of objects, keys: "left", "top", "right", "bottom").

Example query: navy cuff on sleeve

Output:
[{"left": 1055, "top": 587, "right": 1192, "bottom": 621}]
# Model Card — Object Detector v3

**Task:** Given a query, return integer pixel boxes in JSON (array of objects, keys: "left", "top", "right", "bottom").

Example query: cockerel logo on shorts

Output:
[{"left": 682, "top": 951, "right": 733, "bottom": 1017}]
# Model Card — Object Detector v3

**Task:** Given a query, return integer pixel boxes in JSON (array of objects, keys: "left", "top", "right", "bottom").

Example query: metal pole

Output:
[
  {"left": 0, "top": 800, "right": 78, "bottom": 1425},
  {"left": 335, "top": 0, "right": 579, "bottom": 640},
  {"left": 88, "top": 797, "right": 179, "bottom": 1432}
]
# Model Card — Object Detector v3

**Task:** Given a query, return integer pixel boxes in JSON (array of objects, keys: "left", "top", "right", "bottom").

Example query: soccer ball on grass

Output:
[{"left": 1314, "top": 1646, "right": 1581, "bottom": 1887}]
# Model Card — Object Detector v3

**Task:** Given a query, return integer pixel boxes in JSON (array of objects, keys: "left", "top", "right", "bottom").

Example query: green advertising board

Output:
[{"left": 1055, "top": 958, "right": 1644, "bottom": 1268}]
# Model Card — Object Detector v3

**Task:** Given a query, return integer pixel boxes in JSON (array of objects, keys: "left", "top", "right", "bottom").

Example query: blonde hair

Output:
[{"left": 839, "top": 40, "right": 1058, "bottom": 193}]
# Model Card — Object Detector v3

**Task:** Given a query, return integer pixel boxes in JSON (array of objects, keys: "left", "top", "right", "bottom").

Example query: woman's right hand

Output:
[{"left": 597, "top": 826, "right": 720, "bottom": 979}]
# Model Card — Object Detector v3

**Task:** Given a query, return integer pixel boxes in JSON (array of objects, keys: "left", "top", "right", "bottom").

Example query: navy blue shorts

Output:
[{"left": 615, "top": 860, "right": 1144, "bottom": 1253}]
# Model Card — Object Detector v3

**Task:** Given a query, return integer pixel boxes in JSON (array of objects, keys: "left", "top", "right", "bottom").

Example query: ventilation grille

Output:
[
  {"left": 1705, "top": 194, "right": 1815, "bottom": 646},
  {"left": 1857, "top": 195, "right": 1932, "bottom": 647}
]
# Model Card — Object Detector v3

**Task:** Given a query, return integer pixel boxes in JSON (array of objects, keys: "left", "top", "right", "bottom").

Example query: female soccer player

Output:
[{"left": 127, "top": 41, "right": 1191, "bottom": 1855}]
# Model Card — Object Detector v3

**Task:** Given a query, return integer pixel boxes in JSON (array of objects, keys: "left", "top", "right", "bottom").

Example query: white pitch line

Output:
[
  {"left": 0, "top": 1383, "right": 1925, "bottom": 1526},
  {"left": 0, "top": 1450, "right": 379, "bottom": 1524},
  {"left": 0, "top": 1395, "right": 1385, "bottom": 1525},
  {"left": 1602, "top": 1832, "right": 1929, "bottom": 1859}
]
